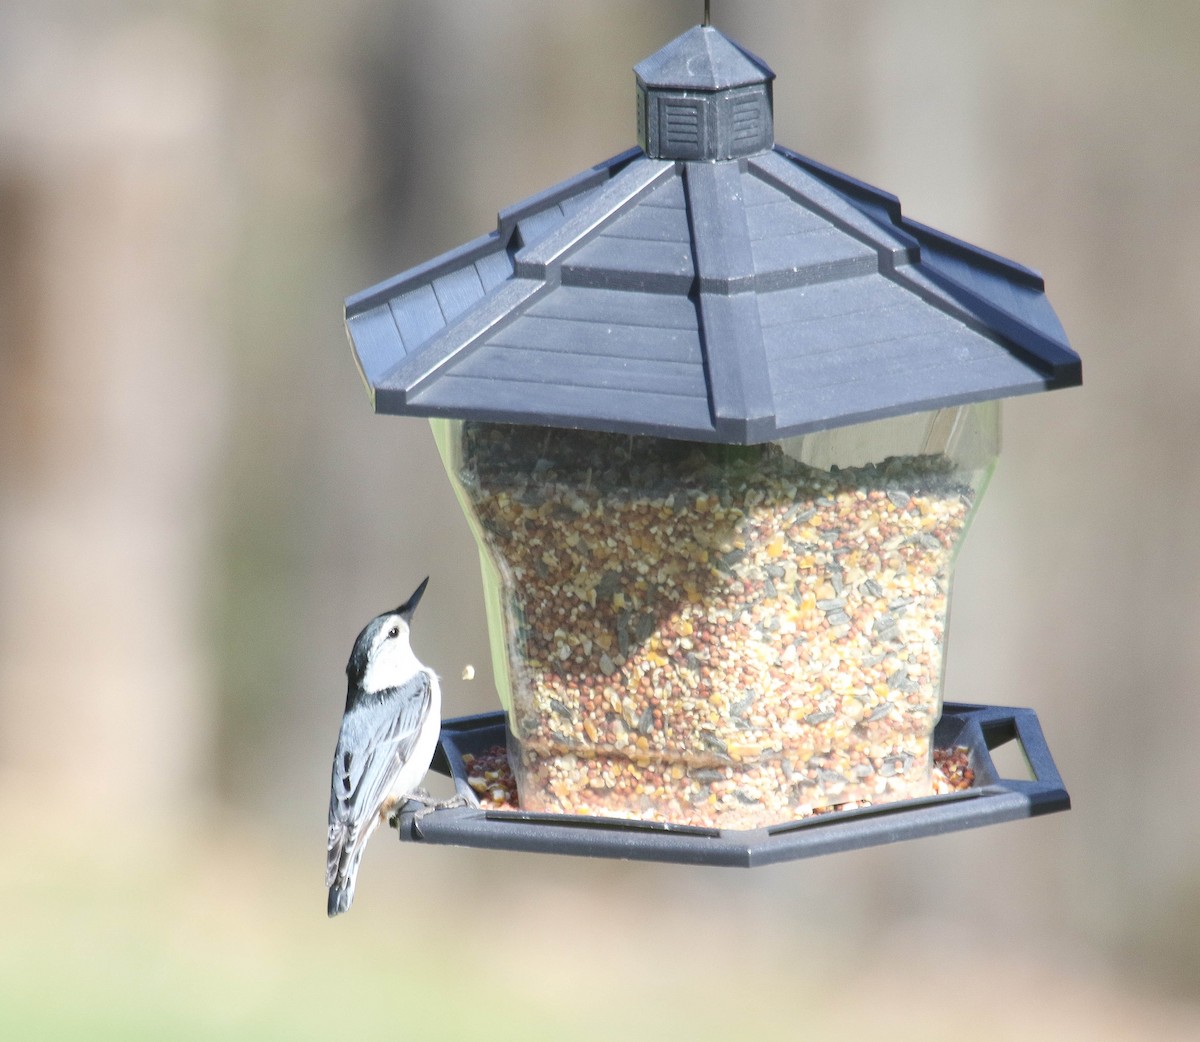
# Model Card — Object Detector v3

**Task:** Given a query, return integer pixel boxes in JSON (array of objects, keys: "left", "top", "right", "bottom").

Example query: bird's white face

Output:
[{"left": 360, "top": 615, "right": 422, "bottom": 693}]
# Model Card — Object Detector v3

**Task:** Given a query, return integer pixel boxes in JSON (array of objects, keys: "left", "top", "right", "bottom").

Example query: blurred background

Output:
[{"left": 2, "top": 0, "right": 1198, "bottom": 1037}]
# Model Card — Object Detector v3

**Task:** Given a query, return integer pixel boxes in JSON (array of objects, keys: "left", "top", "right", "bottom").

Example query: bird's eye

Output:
[{"left": 387, "top": 627, "right": 400, "bottom": 639}]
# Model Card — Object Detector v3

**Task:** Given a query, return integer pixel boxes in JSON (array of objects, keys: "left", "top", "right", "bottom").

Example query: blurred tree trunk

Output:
[{"left": 0, "top": 14, "right": 229, "bottom": 831}]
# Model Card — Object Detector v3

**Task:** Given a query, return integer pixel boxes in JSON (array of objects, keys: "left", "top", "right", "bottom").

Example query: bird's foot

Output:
[
  {"left": 412, "top": 794, "right": 469, "bottom": 823},
  {"left": 385, "top": 790, "right": 429, "bottom": 826},
  {"left": 387, "top": 791, "right": 467, "bottom": 826}
]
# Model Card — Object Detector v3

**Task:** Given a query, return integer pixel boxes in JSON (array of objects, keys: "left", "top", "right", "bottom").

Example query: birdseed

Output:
[
  {"left": 451, "top": 423, "right": 981, "bottom": 830},
  {"left": 466, "top": 744, "right": 976, "bottom": 816},
  {"left": 463, "top": 747, "right": 520, "bottom": 809}
]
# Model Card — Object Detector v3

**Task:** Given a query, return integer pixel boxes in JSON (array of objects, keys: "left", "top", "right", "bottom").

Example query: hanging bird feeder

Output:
[{"left": 343, "top": 23, "right": 1080, "bottom": 864}]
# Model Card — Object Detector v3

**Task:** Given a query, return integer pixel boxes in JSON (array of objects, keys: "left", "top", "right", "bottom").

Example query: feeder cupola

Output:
[{"left": 635, "top": 24, "right": 775, "bottom": 161}]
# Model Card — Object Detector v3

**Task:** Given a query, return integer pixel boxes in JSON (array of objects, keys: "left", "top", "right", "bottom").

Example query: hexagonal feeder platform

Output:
[{"left": 397, "top": 703, "right": 1069, "bottom": 867}]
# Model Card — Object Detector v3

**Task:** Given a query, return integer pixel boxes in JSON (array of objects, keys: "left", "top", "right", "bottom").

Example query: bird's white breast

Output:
[{"left": 388, "top": 669, "right": 442, "bottom": 802}]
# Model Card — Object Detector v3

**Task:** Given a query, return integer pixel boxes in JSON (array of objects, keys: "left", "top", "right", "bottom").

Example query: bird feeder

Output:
[{"left": 344, "top": 25, "right": 1080, "bottom": 862}]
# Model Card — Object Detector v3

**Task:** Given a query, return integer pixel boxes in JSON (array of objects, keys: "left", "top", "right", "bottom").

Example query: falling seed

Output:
[{"left": 461, "top": 664, "right": 476, "bottom": 680}]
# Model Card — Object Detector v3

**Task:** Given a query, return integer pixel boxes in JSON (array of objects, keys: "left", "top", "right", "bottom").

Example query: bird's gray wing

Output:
[{"left": 326, "top": 671, "right": 432, "bottom": 887}]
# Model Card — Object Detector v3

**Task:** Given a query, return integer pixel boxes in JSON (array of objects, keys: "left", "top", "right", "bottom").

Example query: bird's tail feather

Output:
[
  {"left": 327, "top": 878, "right": 355, "bottom": 917},
  {"left": 326, "top": 821, "right": 369, "bottom": 918}
]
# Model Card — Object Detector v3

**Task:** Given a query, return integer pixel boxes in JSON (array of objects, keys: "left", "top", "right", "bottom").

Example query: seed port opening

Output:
[{"left": 983, "top": 722, "right": 1037, "bottom": 782}]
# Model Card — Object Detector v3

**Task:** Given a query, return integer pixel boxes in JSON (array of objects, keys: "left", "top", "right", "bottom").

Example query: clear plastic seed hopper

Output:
[{"left": 343, "top": 24, "right": 1080, "bottom": 864}]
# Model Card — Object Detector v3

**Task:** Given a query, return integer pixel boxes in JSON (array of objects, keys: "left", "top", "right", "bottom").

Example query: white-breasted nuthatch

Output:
[{"left": 326, "top": 577, "right": 440, "bottom": 917}]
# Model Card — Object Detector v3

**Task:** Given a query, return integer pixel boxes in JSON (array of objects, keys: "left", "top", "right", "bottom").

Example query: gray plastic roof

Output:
[{"left": 345, "top": 26, "right": 1081, "bottom": 444}]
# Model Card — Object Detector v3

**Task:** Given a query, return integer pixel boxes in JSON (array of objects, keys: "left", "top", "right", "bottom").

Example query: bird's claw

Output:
[
  {"left": 388, "top": 792, "right": 468, "bottom": 827},
  {"left": 412, "top": 794, "right": 469, "bottom": 823}
]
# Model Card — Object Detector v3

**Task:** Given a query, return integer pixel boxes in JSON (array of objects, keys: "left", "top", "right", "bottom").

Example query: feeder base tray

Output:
[{"left": 397, "top": 703, "right": 1069, "bottom": 867}]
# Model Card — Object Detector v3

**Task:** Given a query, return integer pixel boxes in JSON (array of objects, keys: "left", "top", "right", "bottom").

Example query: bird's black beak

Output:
[{"left": 396, "top": 576, "right": 429, "bottom": 619}]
